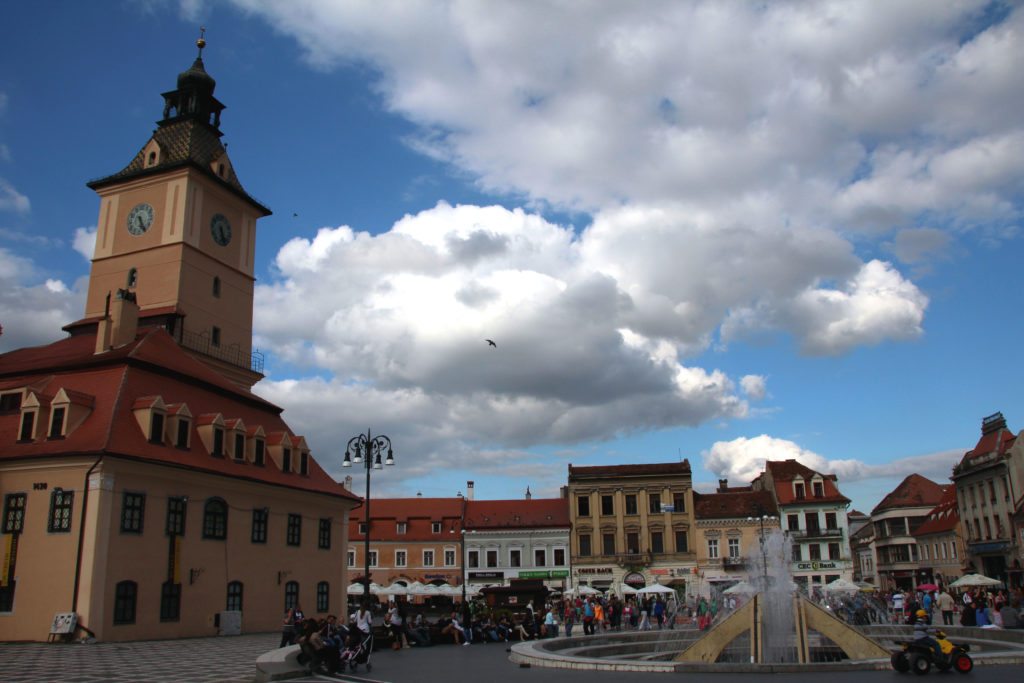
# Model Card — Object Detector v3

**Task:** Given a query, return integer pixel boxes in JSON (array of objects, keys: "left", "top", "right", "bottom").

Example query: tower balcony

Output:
[{"left": 179, "top": 328, "right": 264, "bottom": 373}]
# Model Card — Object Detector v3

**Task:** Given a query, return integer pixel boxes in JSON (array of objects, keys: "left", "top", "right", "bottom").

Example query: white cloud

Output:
[
  {"left": 72, "top": 227, "right": 97, "bottom": 261},
  {"left": 740, "top": 375, "right": 767, "bottom": 401},
  {"left": 0, "top": 248, "right": 84, "bottom": 352},
  {"left": 0, "top": 179, "right": 30, "bottom": 214},
  {"left": 702, "top": 434, "right": 962, "bottom": 488}
]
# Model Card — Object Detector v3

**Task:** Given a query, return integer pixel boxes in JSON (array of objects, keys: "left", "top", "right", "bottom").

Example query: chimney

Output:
[
  {"left": 467, "top": 481, "right": 474, "bottom": 501},
  {"left": 95, "top": 288, "right": 139, "bottom": 353},
  {"left": 718, "top": 478, "right": 729, "bottom": 492},
  {"left": 525, "top": 486, "right": 532, "bottom": 500}
]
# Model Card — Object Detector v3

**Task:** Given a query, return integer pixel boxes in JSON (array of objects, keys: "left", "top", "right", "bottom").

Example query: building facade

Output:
[
  {"left": 912, "top": 485, "right": 965, "bottom": 589},
  {"left": 752, "top": 460, "right": 853, "bottom": 592},
  {"left": 0, "top": 42, "right": 359, "bottom": 642},
  {"left": 692, "top": 487, "right": 779, "bottom": 594},
  {"left": 567, "top": 462, "right": 697, "bottom": 593},
  {"left": 346, "top": 497, "right": 465, "bottom": 596},
  {"left": 952, "top": 412, "right": 1020, "bottom": 586},
  {"left": 870, "top": 474, "right": 946, "bottom": 591},
  {"left": 464, "top": 494, "right": 571, "bottom": 593}
]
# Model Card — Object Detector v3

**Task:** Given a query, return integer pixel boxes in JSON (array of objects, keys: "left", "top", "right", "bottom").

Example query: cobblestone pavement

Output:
[{"left": 0, "top": 633, "right": 280, "bottom": 683}]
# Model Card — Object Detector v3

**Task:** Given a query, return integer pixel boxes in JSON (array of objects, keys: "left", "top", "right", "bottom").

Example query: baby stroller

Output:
[{"left": 340, "top": 629, "right": 373, "bottom": 673}]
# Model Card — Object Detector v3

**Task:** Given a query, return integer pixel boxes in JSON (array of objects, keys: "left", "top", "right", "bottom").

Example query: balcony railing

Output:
[
  {"left": 179, "top": 329, "right": 264, "bottom": 373},
  {"left": 723, "top": 556, "right": 746, "bottom": 568},
  {"left": 789, "top": 528, "right": 843, "bottom": 540}
]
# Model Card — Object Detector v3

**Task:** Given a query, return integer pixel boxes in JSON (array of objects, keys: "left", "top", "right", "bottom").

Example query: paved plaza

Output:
[{"left": 2, "top": 632, "right": 1023, "bottom": 683}]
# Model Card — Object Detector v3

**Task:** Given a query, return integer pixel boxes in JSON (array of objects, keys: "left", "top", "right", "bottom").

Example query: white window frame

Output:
[
  {"left": 347, "top": 549, "right": 355, "bottom": 567},
  {"left": 443, "top": 547, "right": 456, "bottom": 566},
  {"left": 467, "top": 549, "right": 480, "bottom": 568},
  {"left": 553, "top": 547, "right": 566, "bottom": 566},
  {"left": 728, "top": 537, "right": 740, "bottom": 558},
  {"left": 395, "top": 549, "right": 407, "bottom": 567},
  {"left": 533, "top": 548, "right": 546, "bottom": 567},
  {"left": 369, "top": 550, "right": 378, "bottom": 567},
  {"left": 707, "top": 538, "right": 719, "bottom": 559},
  {"left": 432, "top": 521, "right": 442, "bottom": 534},
  {"left": 486, "top": 548, "right": 499, "bottom": 568},
  {"left": 423, "top": 549, "right": 435, "bottom": 567},
  {"left": 397, "top": 522, "right": 407, "bottom": 534},
  {"left": 509, "top": 548, "right": 522, "bottom": 567}
]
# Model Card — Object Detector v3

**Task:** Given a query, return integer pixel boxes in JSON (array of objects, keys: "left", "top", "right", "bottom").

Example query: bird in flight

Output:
[{"left": 485, "top": 339, "right": 496, "bottom": 347}]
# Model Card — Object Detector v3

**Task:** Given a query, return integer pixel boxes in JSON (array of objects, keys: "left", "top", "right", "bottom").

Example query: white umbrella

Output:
[
  {"left": 824, "top": 578, "right": 861, "bottom": 593},
  {"left": 619, "top": 583, "right": 639, "bottom": 595},
  {"left": 347, "top": 583, "right": 365, "bottom": 594},
  {"left": 949, "top": 573, "right": 1002, "bottom": 588},
  {"left": 575, "top": 585, "right": 602, "bottom": 595},
  {"left": 407, "top": 581, "right": 426, "bottom": 595},
  {"left": 382, "top": 582, "right": 408, "bottom": 596},
  {"left": 637, "top": 584, "right": 675, "bottom": 595},
  {"left": 723, "top": 581, "right": 756, "bottom": 595}
]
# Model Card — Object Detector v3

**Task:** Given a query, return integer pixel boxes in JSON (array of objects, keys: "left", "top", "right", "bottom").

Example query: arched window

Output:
[
  {"left": 203, "top": 498, "right": 228, "bottom": 539},
  {"left": 227, "top": 581, "right": 244, "bottom": 612},
  {"left": 114, "top": 580, "right": 137, "bottom": 624},
  {"left": 284, "top": 580, "right": 299, "bottom": 611},
  {"left": 316, "top": 581, "right": 329, "bottom": 613},
  {"left": 126, "top": 268, "right": 138, "bottom": 289},
  {"left": 147, "top": 151, "right": 157, "bottom": 167}
]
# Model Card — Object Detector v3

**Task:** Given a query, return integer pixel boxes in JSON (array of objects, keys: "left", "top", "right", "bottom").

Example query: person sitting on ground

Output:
[
  {"left": 319, "top": 614, "right": 347, "bottom": 649},
  {"left": 441, "top": 610, "right": 470, "bottom": 645},
  {"left": 298, "top": 618, "right": 340, "bottom": 674},
  {"left": 513, "top": 614, "right": 535, "bottom": 640}
]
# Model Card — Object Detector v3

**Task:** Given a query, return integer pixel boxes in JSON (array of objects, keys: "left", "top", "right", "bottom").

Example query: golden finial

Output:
[{"left": 196, "top": 26, "right": 207, "bottom": 56}]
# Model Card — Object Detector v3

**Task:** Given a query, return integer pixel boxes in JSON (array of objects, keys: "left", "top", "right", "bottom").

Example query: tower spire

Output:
[{"left": 197, "top": 26, "right": 207, "bottom": 57}]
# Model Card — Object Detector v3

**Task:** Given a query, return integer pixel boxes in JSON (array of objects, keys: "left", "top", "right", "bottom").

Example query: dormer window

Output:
[
  {"left": 234, "top": 433, "right": 245, "bottom": 461},
  {"left": 282, "top": 448, "right": 291, "bottom": 473},
  {"left": 175, "top": 418, "right": 190, "bottom": 449},
  {"left": 149, "top": 412, "right": 165, "bottom": 445},
  {"left": 212, "top": 427, "right": 224, "bottom": 458},
  {"left": 299, "top": 451, "right": 309, "bottom": 476},
  {"left": 49, "top": 407, "right": 67, "bottom": 439},
  {"left": 812, "top": 480, "right": 824, "bottom": 498},
  {"left": 397, "top": 522, "right": 407, "bottom": 534},
  {"left": 794, "top": 482, "right": 806, "bottom": 499},
  {"left": 0, "top": 392, "right": 22, "bottom": 412},
  {"left": 254, "top": 439, "right": 265, "bottom": 466},
  {"left": 19, "top": 411, "right": 35, "bottom": 442},
  {"left": 147, "top": 151, "right": 157, "bottom": 167}
]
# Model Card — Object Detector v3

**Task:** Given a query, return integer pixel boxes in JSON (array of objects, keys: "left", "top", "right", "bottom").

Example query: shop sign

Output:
[
  {"left": 423, "top": 573, "right": 452, "bottom": 580},
  {"left": 469, "top": 571, "right": 503, "bottom": 580},
  {"left": 649, "top": 568, "right": 671, "bottom": 575},
  {"left": 623, "top": 572, "right": 646, "bottom": 587},
  {"left": 519, "top": 570, "right": 551, "bottom": 579},
  {"left": 577, "top": 567, "right": 614, "bottom": 574},
  {"left": 549, "top": 570, "right": 569, "bottom": 578},
  {"left": 795, "top": 561, "right": 837, "bottom": 571}
]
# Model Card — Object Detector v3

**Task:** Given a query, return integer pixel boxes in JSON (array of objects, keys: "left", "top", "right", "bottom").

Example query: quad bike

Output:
[{"left": 891, "top": 630, "right": 972, "bottom": 675}]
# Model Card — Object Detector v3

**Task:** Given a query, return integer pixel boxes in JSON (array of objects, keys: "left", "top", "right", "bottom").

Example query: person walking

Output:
[{"left": 936, "top": 589, "right": 955, "bottom": 626}]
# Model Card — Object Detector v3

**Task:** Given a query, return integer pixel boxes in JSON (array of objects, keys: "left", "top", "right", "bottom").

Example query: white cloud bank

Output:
[{"left": 219, "top": 1, "right": 1022, "bottom": 491}]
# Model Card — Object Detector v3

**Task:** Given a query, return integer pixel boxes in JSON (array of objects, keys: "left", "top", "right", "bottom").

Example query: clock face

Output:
[
  {"left": 210, "top": 213, "right": 232, "bottom": 246},
  {"left": 126, "top": 203, "right": 154, "bottom": 236}
]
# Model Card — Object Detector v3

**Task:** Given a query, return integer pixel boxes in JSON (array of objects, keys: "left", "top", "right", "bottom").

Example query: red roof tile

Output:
[
  {"left": 568, "top": 460, "right": 692, "bottom": 480},
  {"left": 693, "top": 490, "right": 778, "bottom": 519},
  {"left": 465, "top": 498, "right": 569, "bottom": 529},
  {"left": 758, "top": 459, "right": 850, "bottom": 505},
  {"left": 912, "top": 486, "right": 960, "bottom": 536},
  {"left": 871, "top": 474, "right": 946, "bottom": 514},
  {"left": 349, "top": 498, "right": 466, "bottom": 541},
  {"left": 0, "top": 328, "right": 358, "bottom": 502}
]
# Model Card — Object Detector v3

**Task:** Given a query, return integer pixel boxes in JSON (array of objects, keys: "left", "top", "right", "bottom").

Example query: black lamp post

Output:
[{"left": 342, "top": 429, "right": 394, "bottom": 601}]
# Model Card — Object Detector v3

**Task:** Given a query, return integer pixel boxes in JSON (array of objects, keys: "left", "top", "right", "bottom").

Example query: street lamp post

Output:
[{"left": 342, "top": 429, "right": 395, "bottom": 601}]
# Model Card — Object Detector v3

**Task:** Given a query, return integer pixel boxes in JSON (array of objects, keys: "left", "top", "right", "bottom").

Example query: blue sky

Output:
[{"left": 1, "top": 1, "right": 1022, "bottom": 513}]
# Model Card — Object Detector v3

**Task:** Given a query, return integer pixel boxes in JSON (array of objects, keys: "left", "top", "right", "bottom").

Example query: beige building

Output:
[
  {"left": 567, "top": 462, "right": 696, "bottom": 592},
  {"left": 912, "top": 486, "right": 965, "bottom": 589},
  {"left": 0, "top": 41, "right": 359, "bottom": 642},
  {"left": 692, "top": 486, "right": 779, "bottom": 594}
]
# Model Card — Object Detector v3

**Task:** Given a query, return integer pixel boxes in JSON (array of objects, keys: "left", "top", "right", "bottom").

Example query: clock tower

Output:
[{"left": 82, "top": 35, "right": 271, "bottom": 388}]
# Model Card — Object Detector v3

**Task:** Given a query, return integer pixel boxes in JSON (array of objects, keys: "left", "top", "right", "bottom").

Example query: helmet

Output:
[{"left": 916, "top": 609, "right": 927, "bottom": 618}]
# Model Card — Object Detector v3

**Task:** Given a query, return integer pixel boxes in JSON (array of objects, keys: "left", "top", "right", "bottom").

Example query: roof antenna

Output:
[{"left": 196, "top": 27, "right": 207, "bottom": 58}]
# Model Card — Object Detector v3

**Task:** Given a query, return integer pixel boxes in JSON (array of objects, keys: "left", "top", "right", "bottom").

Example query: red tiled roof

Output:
[
  {"left": 958, "top": 417, "right": 1016, "bottom": 468},
  {"left": 349, "top": 498, "right": 466, "bottom": 541},
  {"left": 465, "top": 498, "right": 569, "bottom": 529},
  {"left": 0, "top": 328, "right": 358, "bottom": 502},
  {"left": 693, "top": 490, "right": 778, "bottom": 519},
  {"left": 871, "top": 474, "right": 946, "bottom": 514},
  {"left": 760, "top": 459, "right": 850, "bottom": 505},
  {"left": 912, "top": 486, "right": 960, "bottom": 536},
  {"left": 568, "top": 460, "right": 691, "bottom": 480}
]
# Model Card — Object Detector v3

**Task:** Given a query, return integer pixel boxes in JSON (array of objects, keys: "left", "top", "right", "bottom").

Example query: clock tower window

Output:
[
  {"left": 211, "top": 327, "right": 221, "bottom": 348},
  {"left": 212, "top": 277, "right": 221, "bottom": 298}
]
